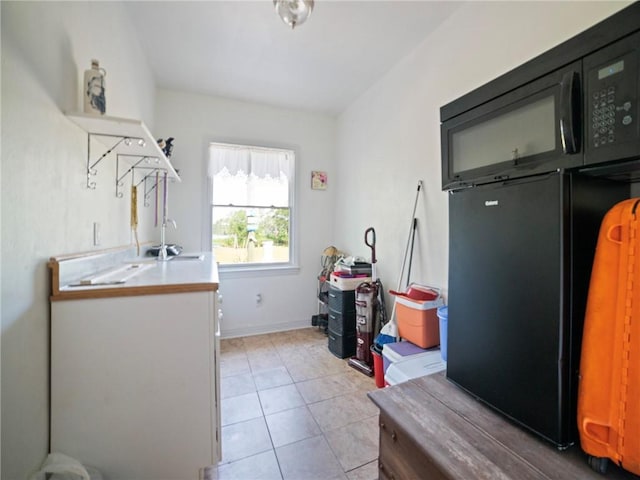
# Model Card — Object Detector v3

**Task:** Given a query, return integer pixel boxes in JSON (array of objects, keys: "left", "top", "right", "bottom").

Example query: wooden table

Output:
[{"left": 368, "top": 373, "right": 639, "bottom": 480}]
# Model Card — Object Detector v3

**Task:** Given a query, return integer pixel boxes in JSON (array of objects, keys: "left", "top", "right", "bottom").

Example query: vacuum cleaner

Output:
[{"left": 348, "top": 227, "right": 384, "bottom": 376}]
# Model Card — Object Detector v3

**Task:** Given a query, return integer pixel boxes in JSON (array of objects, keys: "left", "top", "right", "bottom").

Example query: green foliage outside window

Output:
[{"left": 213, "top": 207, "right": 289, "bottom": 247}]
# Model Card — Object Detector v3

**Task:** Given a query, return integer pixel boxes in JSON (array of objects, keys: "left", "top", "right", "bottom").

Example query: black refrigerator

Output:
[{"left": 447, "top": 171, "right": 628, "bottom": 448}]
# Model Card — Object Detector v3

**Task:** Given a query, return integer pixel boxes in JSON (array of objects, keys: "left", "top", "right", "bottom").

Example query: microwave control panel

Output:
[
  {"left": 587, "top": 51, "right": 636, "bottom": 148},
  {"left": 584, "top": 32, "right": 639, "bottom": 152}
]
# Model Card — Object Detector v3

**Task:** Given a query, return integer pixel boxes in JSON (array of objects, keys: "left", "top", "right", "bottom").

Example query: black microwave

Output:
[{"left": 441, "top": 7, "right": 640, "bottom": 191}]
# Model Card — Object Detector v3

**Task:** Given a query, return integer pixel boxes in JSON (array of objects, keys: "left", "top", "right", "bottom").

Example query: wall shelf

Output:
[{"left": 66, "top": 112, "right": 180, "bottom": 196}]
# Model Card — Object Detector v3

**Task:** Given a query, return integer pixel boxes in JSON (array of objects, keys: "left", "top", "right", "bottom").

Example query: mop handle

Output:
[
  {"left": 396, "top": 180, "right": 422, "bottom": 290},
  {"left": 389, "top": 181, "right": 423, "bottom": 329},
  {"left": 406, "top": 218, "right": 418, "bottom": 287}
]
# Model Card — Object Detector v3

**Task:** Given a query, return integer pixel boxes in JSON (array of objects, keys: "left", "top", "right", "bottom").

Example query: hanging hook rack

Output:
[
  {"left": 125, "top": 164, "right": 170, "bottom": 205},
  {"left": 66, "top": 112, "right": 181, "bottom": 194},
  {"left": 140, "top": 172, "right": 161, "bottom": 207},
  {"left": 115, "top": 155, "right": 161, "bottom": 198},
  {"left": 131, "top": 166, "right": 164, "bottom": 208},
  {"left": 87, "top": 133, "right": 145, "bottom": 190}
]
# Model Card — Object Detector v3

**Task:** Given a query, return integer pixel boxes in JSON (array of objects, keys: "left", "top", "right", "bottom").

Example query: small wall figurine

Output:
[
  {"left": 157, "top": 137, "right": 175, "bottom": 158},
  {"left": 83, "top": 59, "right": 106, "bottom": 115},
  {"left": 163, "top": 137, "right": 174, "bottom": 158}
]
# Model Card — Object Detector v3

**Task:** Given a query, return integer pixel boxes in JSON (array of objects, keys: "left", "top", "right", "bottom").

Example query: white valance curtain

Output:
[{"left": 209, "top": 143, "right": 293, "bottom": 208}]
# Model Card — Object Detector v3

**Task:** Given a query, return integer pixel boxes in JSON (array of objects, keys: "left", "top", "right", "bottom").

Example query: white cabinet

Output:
[{"left": 51, "top": 291, "right": 219, "bottom": 480}]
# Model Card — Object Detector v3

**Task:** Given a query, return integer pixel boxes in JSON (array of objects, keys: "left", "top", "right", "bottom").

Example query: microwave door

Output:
[{"left": 441, "top": 61, "right": 583, "bottom": 190}]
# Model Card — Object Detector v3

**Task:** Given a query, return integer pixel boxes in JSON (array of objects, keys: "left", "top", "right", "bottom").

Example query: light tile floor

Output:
[{"left": 209, "top": 328, "right": 380, "bottom": 480}]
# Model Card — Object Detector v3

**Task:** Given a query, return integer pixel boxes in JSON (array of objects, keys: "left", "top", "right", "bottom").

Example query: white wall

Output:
[
  {"left": 1, "top": 1, "right": 636, "bottom": 478},
  {"left": 154, "top": 90, "right": 336, "bottom": 337},
  {"left": 334, "top": 1, "right": 631, "bottom": 304},
  {"left": 1, "top": 2, "right": 157, "bottom": 478}
]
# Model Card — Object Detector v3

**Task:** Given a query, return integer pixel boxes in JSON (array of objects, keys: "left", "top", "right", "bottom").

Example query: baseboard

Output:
[{"left": 221, "top": 319, "right": 312, "bottom": 339}]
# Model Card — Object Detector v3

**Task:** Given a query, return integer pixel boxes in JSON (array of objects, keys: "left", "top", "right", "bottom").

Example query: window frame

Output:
[{"left": 207, "top": 141, "right": 299, "bottom": 276}]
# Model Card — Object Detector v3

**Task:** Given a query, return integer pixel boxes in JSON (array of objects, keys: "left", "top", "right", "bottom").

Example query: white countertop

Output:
[{"left": 49, "top": 249, "right": 219, "bottom": 300}]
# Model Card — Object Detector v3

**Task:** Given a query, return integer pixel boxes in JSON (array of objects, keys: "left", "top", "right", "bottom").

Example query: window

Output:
[{"left": 209, "top": 142, "right": 295, "bottom": 268}]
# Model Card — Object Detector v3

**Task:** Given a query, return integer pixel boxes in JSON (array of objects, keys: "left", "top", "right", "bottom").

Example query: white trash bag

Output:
[{"left": 30, "top": 453, "right": 102, "bottom": 480}]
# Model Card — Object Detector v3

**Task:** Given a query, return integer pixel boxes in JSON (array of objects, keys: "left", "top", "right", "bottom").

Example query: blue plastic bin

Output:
[{"left": 437, "top": 305, "right": 448, "bottom": 362}]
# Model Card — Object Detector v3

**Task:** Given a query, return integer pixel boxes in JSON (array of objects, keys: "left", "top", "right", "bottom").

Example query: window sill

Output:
[{"left": 219, "top": 263, "right": 300, "bottom": 279}]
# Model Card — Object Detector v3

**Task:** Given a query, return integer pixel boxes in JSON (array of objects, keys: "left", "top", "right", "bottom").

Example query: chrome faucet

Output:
[{"left": 158, "top": 218, "right": 177, "bottom": 261}]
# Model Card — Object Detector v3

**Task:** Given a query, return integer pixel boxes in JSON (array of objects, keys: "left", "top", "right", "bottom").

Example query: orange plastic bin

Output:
[{"left": 395, "top": 294, "right": 444, "bottom": 349}]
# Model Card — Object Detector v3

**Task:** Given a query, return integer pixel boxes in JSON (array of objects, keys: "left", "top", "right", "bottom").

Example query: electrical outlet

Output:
[
  {"left": 256, "top": 293, "right": 262, "bottom": 305},
  {"left": 93, "top": 222, "right": 101, "bottom": 246}
]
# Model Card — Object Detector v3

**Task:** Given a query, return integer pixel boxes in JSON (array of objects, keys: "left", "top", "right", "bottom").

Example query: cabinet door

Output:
[
  {"left": 378, "top": 413, "right": 447, "bottom": 479},
  {"left": 51, "top": 291, "right": 217, "bottom": 480},
  {"left": 213, "top": 291, "right": 222, "bottom": 461}
]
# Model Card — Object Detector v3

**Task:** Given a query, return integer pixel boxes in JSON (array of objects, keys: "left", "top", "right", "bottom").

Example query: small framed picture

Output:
[{"left": 311, "top": 171, "right": 327, "bottom": 190}]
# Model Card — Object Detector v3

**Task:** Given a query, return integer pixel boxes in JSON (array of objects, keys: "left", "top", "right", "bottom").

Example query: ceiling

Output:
[{"left": 125, "top": 1, "right": 463, "bottom": 116}]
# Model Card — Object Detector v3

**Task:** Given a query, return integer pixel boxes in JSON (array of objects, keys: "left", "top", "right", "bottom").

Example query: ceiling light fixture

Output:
[{"left": 273, "top": 0, "right": 314, "bottom": 29}]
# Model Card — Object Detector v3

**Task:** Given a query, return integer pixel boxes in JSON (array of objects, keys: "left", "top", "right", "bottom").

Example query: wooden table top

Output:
[{"left": 368, "top": 373, "right": 639, "bottom": 479}]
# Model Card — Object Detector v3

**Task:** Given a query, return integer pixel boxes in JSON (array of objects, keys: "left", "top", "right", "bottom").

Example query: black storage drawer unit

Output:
[
  {"left": 328, "top": 327, "right": 356, "bottom": 359},
  {"left": 328, "top": 310, "right": 355, "bottom": 335},
  {"left": 327, "top": 285, "right": 356, "bottom": 358},
  {"left": 328, "top": 286, "right": 355, "bottom": 313}
]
